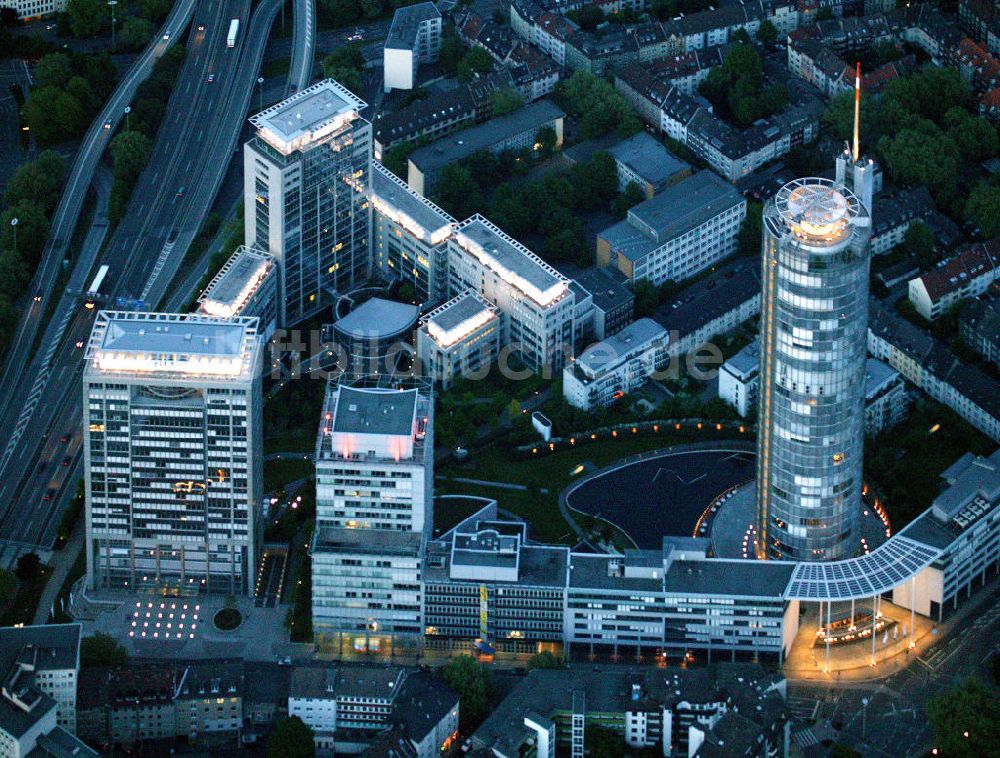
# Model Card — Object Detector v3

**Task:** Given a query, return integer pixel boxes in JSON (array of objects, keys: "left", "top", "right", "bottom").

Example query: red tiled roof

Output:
[{"left": 918, "top": 240, "right": 1000, "bottom": 302}]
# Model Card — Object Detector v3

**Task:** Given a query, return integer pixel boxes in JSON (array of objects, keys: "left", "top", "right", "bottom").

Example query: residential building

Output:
[
  {"left": 597, "top": 170, "right": 746, "bottom": 287},
  {"left": 470, "top": 664, "right": 791, "bottom": 758},
  {"left": 76, "top": 662, "right": 243, "bottom": 747},
  {"left": 311, "top": 382, "right": 433, "bottom": 654},
  {"left": 869, "top": 186, "right": 955, "bottom": 256},
  {"left": 407, "top": 100, "right": 565, "bottom": 195},
  {"left": 244, "top": 79, "right": 372, "bottom": 325},
  {"left": 448, "top": 215, "right": 576, "bottom": 373},
  {"left": 197, "top": 245, "right": 278, "bottom": 341},
  {"left": 718, "top": 339, "right": 760, "bottom": 418},
  {"left": 756, "top": 177, "right": 872, "bottom": 562},
  {"left": 563, "top": 318, "right": 668, "bottom": 410},
  {"left": 83, "top": 312, "right": 263, "bottom": 595},
  {"left": 363, "top": 672, "right": 459, "bottom": 757},
  {"left": 371, "top": 162, "right": 455, "bottom": 307},
  {"left": 384, "top": 2, "right": 442, "bottom": 92},
  {"left": 908, "top": 239, "right": 1000, "bottom": 320},
  {"left": 0, "top": 625, "right": 94, "bottom": 758},
  {"left": 373, "top": 90, "right": 477, "bottom": 157},
  {"left": 607, "top": 132, "right": 691, "bottom": 199},
  {"left": 863, "top": 357, "right": 908, "bottom": 435},
  {"left": 868, "top": 301, "right": 1000, "bottom": 442},
  {"left": 959, "top": 298, "right": 1000, "bottom": 368},
  {"left": 0, "top": 624, "right": 81, "bottom": 736},
  {"left": 571, "top": 267, "right": 634, "bottom": 340},
  {"left": 959, "top": 0, "right": 1000, "bottom": 57},
  {"left": 416, "top": 290, "right": 501, "bottom": 389}
]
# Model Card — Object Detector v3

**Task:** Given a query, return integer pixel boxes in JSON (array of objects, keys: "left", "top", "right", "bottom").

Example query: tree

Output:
[
  {"left": 360, "top": 0, "right": 383, "bottom": 18},
  {"left": 526, "top": 651, "right": 564, "bottom": 669},
  {"left": 535, "top": 125, "right": 557, "bottom": 158},
  {"left": 14, "top": 553, "right": 40, "bottom": 582},
  {"left": 926, "top": 678, "right": 1000, "bottom": 758},
  {"left": 66, "top": 0, "right": 105, "bottom": 37},
  {"left": 490, "top": 183, "right": 532, "bottom": 237},
  {"left": 80, "top": 633, "right": 128, "bottom": 667},
  {"left": 435, "top": 163, "right": 483, "bottom": 219},
  {"left": 570, "top": 3, "right": 603, "bottom": 29},
  {"left": 325, "top": 65, "right": 362, "bottom": 95},
  {"left": 966, "top": 183, "right": 1000, "bottom": 239},
  {"left": 544, "top": 226, "right": 587, "bottom": 265},
  {"left": 110, "top": 130, "right": 152, "bottom": 184},
  {"left": 439, "top": 27, "right": 465, "bottom": 76},
  {"left": 457, "top": 46, "right": 493, "bottom": 82},
  {"left": 757, "top": 19, "right": 778, "bottom": 45},
  {"left": 268, "top": 717, "right": 315, "bottom": 758},
  {"left": 0, "top": 202, "right": 49, "bottom": 265},
  {"left": 4, "top": 151, "right": 66, "bottom": 213},
  {"left": 120, "top": 16, "right": 154, "bottom": 50},
  {"left": 944, "top": 107, "right": 1000, "bottom": 162},
  {"left": 35, "top": 53, "right": 73, "bottom": 89},
  {"left": 613, "top": 181, "right": 645, "bottom": 217},
  {"left": 632, "top": 279, "right": 658, "bottom": 317},
  {"left": 322, "top": 45, "right": 364, "bottom": 95},
  {"left": 488, "top": 87, "right": 523, "bottom": 117},
  {"left": 441, "top": 655, "right": 492, "bottom": 731},
  {"left": 0, "top": 570, "right": 17, "bottom": 605},
  {"left": 823, "top": 90, "right": 877, "bottom": 145},
  {"left": 877, "top": 122, "right": 960, "bottom": 202},
  {"left": 140, "top": 0, "right": 171, "bottom": 22},
  {"left": 737, "top": 200, "right": 762, "bottom": 257},
  {"left": 383, "top": 140, "right": 417, "bottom": 179},
  {"left": 569, "top": 152, "right": 618, "bottom": 211},
  {"left": 902, "top": 220, "right": 935, "bottom": 266}
]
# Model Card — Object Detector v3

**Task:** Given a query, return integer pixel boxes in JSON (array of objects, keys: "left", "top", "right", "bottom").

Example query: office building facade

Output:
[
  {"left": 83, "top": 312, "right": 264, "bottom": 595},
  {"left": 311, "top": 382, "right": 434, "bottom": 652},
  {"left": 416, "top": 290, "right": 501, "bottom": 389},
  {"left": 197, "top": 245, "right": 278, "bottom": 341},
  {"left": 244, "top": 79, "right": 372, "bottom": 326},
  {"left": 755, "top": 178, "right": 872, "bottom": 561}
]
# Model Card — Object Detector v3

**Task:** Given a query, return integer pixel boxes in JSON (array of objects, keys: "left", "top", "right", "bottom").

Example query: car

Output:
[
  {"left": 175, "top": 186, "right": 185, "bottom": 198},
  {"left": 276, "top": 656, "right": 292, "bottom": 666},
  {"left": 61, "top": 456, "right": 71, "bottom": 467},
  {"left": 75, "top": 340, "right": 84, "bottom": 348},
  {"left": 163, "top": 32, "right": 170, "bottom": 40},
  {"left": 347, "top": 32, "right": 363, "bottom": 41},
  {"left": 103, "top": 120, "right": 112, "bottom": 129},
  {"left": 43, "top": 491, "right": 54, "bottom": 502},
  {"left": 207, "top": 73, "right": 215, "bottom": 83},
  {"left": 33, "top": 295, "right": 41, "bottom": 302},
  {"left": 59, "top": 434, "right": 70, "bottom": 443},
  {"left": 197, "top": 24, "right": 205, "bottom": 31}
]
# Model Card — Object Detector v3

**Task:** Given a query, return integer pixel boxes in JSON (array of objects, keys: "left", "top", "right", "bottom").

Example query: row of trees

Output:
[
  {"left": 0, "top": 151, "right": 68, "bottom": 354},
  {"left": 63, "top": 0, "right": 170, "bottom": 39},
  {"left": 21, "top": 51, "right": 117, "bottom": 146},
  {"left": 823, "top": 66, "right": 1000, "bottom": 232},
  {"left": 322, "top": 45, "right": 365, "bottom": 96}
]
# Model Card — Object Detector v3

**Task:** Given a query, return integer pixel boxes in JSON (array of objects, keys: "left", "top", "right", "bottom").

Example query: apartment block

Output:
[{"left": 384, "top": 2, "right": 443, "bottom": 92}]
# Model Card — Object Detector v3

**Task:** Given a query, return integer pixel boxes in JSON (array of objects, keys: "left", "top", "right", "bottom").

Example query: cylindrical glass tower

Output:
[{"left": 756, "top": 178, "right": 871, "bottom": 562}]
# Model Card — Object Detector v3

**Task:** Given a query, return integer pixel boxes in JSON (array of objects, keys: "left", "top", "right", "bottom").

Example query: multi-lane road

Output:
[{"left": 0, "top": 0, "right": 308, "bottom": 569}]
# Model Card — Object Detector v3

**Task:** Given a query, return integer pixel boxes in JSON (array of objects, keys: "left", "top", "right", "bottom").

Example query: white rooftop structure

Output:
[
  {"left": 575, "top": 317, "right": 666, "bottom": 376},
  {"left": 371, "top": 162, "right": 454, "bottom": 245},
  {"left": 453, "top": 215, "right": 569, "bottom": 308},
  {"left": 198, "top": 246, "right": 275, "bottom": 318},
  {"left": 423, "top": 290, "right": 499, "bottom": 349},
  {"left": 84, "top": 311, "right": 260, "bottom": 381},
  {"left": 250, "top": 79, "right": 367, "bottom": 155}
]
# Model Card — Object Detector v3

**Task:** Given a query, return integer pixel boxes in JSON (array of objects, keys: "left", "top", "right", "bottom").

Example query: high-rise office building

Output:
[
  {"left": 244, "top": 79, "right": 372, "bottom": 326},
  {"left": 755, "top": 177, "right": 872, "bottom": 561},
  {"left": 83, "top": 312, "right": 263, "bottom": 594},
  {"left": 311, "top": 381, "right": 433, "bottom": 653}
]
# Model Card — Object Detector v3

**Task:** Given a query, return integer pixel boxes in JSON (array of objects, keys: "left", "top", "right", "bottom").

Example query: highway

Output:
[
  {"left": 0, "top": 0, "right": 290, "bottom": 569},
  {"left": 0, "top": 0, "right": 197, "bottom": 422},
  {"left": 287, "top": 0, "right": 317, "bottom": 95}
]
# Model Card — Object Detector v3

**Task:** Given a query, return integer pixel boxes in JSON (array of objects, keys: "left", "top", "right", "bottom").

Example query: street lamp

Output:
[
  {"left": 124, "top": 105, "right": 131, "bottom": 132},
  {"left": 107, "top": 0, "right": 118, "bottom": 51},
  {"left": 10, "top": 217, "right": 18, "bottom": 254},
  {"left": 861, "top": 697, "right": 869, "bottom": 741},
  {"left": 257, "top": 77, "right": 264, "bottom": 112}
]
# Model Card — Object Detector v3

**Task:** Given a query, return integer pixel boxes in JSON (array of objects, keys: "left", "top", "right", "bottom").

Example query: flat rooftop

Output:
[
  {"left": 608, "top": 132, "right": 690, "bottom": 188},
  {"left": 84, "top": 312, "right": 260, "bottom": 381},
  {"left": 423, "top": 290, "right": 499, "bottom": 348},
  {"left": 198, "top": 246, "right": 274, "bottom": 318},
  {"left": 372, "top": 162, "right": 454, "bottom": 243},
  {"left": 332, "top": 385, "right": 418, "bottom": 436},
  {"left": 664, "top": 558, "right": 794, "bottom": 598},
  {"left": 575, "top": 317, "right": 665, "bottom": 375},
  {"left": 251, "top": 79, "right": 367, "bottom": 155},
  {"left": 409, "top": 99, "right": 565, "bottom": 176},
  {"left": 453, "top": 215, "right": 569, "bottom": 308},
  {"left": 385, "top": 1, "right": 440, "bottom": 50}
]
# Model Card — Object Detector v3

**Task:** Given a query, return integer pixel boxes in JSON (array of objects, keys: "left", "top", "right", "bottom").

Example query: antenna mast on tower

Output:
[{"left": 852, "top": 61, "right": 861, "bottom": 163}]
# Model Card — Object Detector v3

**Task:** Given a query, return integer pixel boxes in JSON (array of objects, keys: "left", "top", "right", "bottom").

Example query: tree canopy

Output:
[
  {"left": 441, "top": 655, "right": 492, "bottom": 731},
  {"left": 268, "top": 717, "right": 315, "bottom": 758},
  {"left": 80, "top": 633, "right": 128, "bottom": 668},
  {"left": 555, "top": 71, "right": 642, "bottom": 139},
  {"left": 699, "top": 42, "right": 787, "bottom": 127},
  {"left": 927, "top": 678, "right": 1000, "bottom": 758}
]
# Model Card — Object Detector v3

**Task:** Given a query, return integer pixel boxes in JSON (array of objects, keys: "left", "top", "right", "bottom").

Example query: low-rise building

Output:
[
  {"left": 908, "top": 239, "right": 1000, "bottom": 320},
  {"left": 373, "top": 90, "right": 477, "bottom": 157},
  {"left": 598, "top": 170, "right": 746, "bottom": 287},
  {"left": 416, "top": 290, "right": 500, "bottom": 389},
  {"left": 607, "top": 132, "right": 691, "bottom": 199},
  {"left": 371, "top": 161, "right": 455, "bottom": 307},
  {"left": 362, "top": 672, "right": 460, "bottom": 758},
  {"left": 407, "top": 100, "right": 565, "bottom": 195},
  {"left": 717, "top": 339, "right": 760, "bottom": 418},
  {"left": 571, "top": 267, "right": 634, "bottom": 340},
  {"left": 384, "top": 2, "right": 442, "bottom": 92},
  {"left": 959, "top": 298, "right": 1000, "bottom": 368},
  {"left": 562, "top": 318, "right": 668, "bottom": 410},
  {"left": 197, "top": 245, "right": 278, "bottom": 340},
  {"left": 1, "top": 0, "right": 66, "bottom": 18},
  {"left": 448, "top": 215, "right": 575, "bottom": 373},
  {"left": 864, "top": 357, "right": 909, "bottom": 435}
]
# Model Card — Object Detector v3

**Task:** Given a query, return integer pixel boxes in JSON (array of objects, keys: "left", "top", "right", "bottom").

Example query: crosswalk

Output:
[
  {"left": 0, "top": 307, "right": 75, "bottom": 474},
  {"left": 794, "top": 729, "right": 820, "bottom": 748}
]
